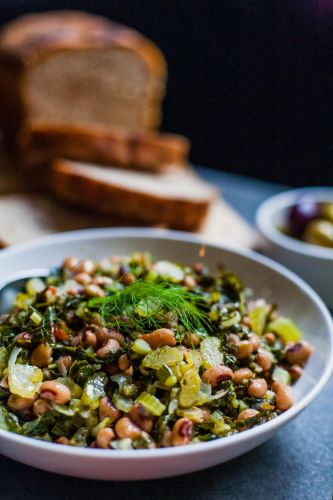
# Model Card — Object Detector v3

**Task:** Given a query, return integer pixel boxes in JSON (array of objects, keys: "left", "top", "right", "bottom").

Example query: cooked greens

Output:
[{"left": 0, "top": 252, "right": 312, "bottom": 448}]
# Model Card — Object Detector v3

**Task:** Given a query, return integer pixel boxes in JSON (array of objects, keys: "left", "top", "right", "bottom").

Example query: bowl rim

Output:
[
  {"left": 256, "top": 187, "right": 333, "bottom": 259},
  {"left": 0, "top": 226, "right": 332, "bottom": 460}
]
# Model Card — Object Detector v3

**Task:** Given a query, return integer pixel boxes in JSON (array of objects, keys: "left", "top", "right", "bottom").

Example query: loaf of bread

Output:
[
  {"left": 0, "top": 11, "right": 166, "bottom": 146},
  {"left": 18, "top": 121, "right": 190, "bottom": 171},
  {"left": 51, "top": 160, "right": 216, "bottom": 232},
  {"left": 0, "top": 149, "right": 52, "bottom": 192}
]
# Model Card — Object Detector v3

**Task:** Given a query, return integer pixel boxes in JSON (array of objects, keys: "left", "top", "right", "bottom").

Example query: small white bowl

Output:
[
  {"left": 0, "top": 227, "right": 332, "bottom": 480},
  {"left": 256, "top": 187, "right": 333, "bottom": 307}
]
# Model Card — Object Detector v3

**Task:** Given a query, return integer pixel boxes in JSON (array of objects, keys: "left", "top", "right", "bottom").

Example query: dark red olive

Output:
[{"left": 287, "top": 197, "right": 320, "bottom": 236}]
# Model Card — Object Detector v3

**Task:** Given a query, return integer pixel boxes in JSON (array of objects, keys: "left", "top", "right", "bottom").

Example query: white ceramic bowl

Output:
[
  {"left": 256, "top": 187, "right": 333, "bottom": 307},
  {"left": 0, "top": 227, "right": 332, "bottom": 480}
]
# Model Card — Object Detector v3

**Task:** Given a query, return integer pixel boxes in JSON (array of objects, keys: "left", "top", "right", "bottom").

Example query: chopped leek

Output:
[
  {"left": 142, "top": 346, "right": 183, "bottom": 369},
  {"left": 179, "top": 368, "right": 201, "bottom": 408},
  {"left": 81, "top": 373, "right": 107, "bottom": 409},
  {"left": 135, "top": 392, "right": 166, "bottom": 416},
  {"left": 200, "top": 337, "right": 223, "bottom": 369},
  {"left": 268, "top": 316, "right": 302, "bottom": 342}
]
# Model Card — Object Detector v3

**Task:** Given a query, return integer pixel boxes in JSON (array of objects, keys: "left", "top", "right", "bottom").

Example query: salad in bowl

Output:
[{"left": 0, "top": 251, "right": 312, "bottom": 450}]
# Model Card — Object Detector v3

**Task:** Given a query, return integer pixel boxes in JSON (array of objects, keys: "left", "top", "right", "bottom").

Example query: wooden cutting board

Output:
[
  {"left": 0, "top": 191, "right": 258, "bottom": 249},
  {"left": 0, "top": 155, "right": 259, "bottom": 249}
]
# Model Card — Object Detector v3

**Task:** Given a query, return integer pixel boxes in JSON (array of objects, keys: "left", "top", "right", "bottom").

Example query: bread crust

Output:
[
  {"left": 0, "top": 11, "right": 166, "bottom": 144},
  {"left": 52, "top": 160, "right": 214, "bottom": 232},
  {"left": 18, "top": 121, "right": 190, "bottom": 171}
]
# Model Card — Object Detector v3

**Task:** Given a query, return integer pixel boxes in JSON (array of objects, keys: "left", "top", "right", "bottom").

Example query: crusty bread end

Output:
[{"left": 17, "top": 121, "right": 190, "bottom": 171}]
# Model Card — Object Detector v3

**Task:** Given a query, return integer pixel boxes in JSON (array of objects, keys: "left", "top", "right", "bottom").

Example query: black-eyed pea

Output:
[
  {"left": 192, "top": 262, "right": 204, "bottom": 274},
  {"left": 120, "top": 273, "right": 136, "bottom": 285},
  {"left": 256, "top": 350, "right": 273, "bottom": 371},
  {"left": 202, "top": 365, "right": 233, "bottom": 388},
  {"left": 14, "top": 332, "right": 32, "bottom": 345},
  {"left": 74, "top": 272, "right": 92, "bottom": 285},
  {"left": 285, "top": 341, "right": 313, "bottom": 366},
  {"left": 98, "top": 396, "right": 121, "bottom": 422},
  {"left": 289, "top": 364, "right": 303, "bottom": 380},
  {"left": 96, "top": 339, "right": 121, "bottom": 358},
  {"left": 56, "top": 437, "right": 69, "bottom": 445},
  {"left": 129, "top": 403, "right": 154, "bottom": 433},
  {"left": 96, "top": 327, "right": 125, "bottom": 346},
  {"left": 233, "top": 367, "right": 254, "bottom": 384},
  {"left": 57, "top": 355, "right": 73, "bottom": 374},
  {"left": 39, "top": 381, "right": 71, "bottom": 405},
  {"left": 30, "top": 344, "right": 53, "bottom": 368},
  {"left": 115, "top": 417, "right": 142, "bottom": 439},
  {"left": 242, "top": 316, "right": 251, "bottom": 327},
  {"left": 183, "top": 276, "right": 196, "bottom": 289},
  {"left": 92, "top": 276, "right": 113, "bottom": 287},
  {"left": 124, "top": 366, "right": 134, "bottom": 376},
  {"left": 67, "top": 285, "right": 84, "bottom": 296},
  {"left": 200, "top": 407, "right": 211, "bottom": 421},
  {"left": 248, "top": 378, "right": 267, "bottom": 398},
  {"left": 237, "top": 408, "right": 259, "bottom": 421},
  {"left": 140, "top": 328, "right": 176, "bottom": 348},
  {"left": 80, "top": 327, "right": 98, "bottom": 349},
  {"left": 90, "top": 316, "right": 104, "bottom": 327},
  {"left": 76, "top": 259, "right": 96, "bottom": 275},
  {"left": 33, "top": 398, "right": 52, "bottom": 417},
  {"left": 264, "top": 332, "right": 276, "bottom": 344},
  {"left": 272, "top": 381, "right": 293, "bottom": 411},
  {"left": 183, "top": 332, "right": 200, "bottom": 348},
  {"left": 107, "top": 330, "right": 125, "bottom": 346},
  {"left": 236, "top": 340, "right": 253, "bottom": 360},
  {"left": 63, "top": 257, "right": 79, "bottom": 271},
  {"left": 171, "top": 418, "right": 193, "bottom": 446},
  {"left": 8, "top": 394, "right": 36, "bottom": 412},
  {"left": 248, "top": 333, "right": 260, "bottom": 352},
  {"left": 96, "top": 427, "right": 116, "bottom": 449},
  {"left": 43, "top": 286, "right": 58, "bottom": 302},
  {"left": 118, "top": 354, "right": 130, "bottom": 371},
  {"left": 85, "top": 284, "right": 105, "bottom": 298},
  {"left": 227, "top": 333, "right": 240, "bottom": 346}
]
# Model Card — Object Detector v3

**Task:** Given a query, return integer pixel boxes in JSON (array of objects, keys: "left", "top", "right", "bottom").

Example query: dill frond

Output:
[{"left": 89, "top": 280, "right": 211, "bottom": 334}]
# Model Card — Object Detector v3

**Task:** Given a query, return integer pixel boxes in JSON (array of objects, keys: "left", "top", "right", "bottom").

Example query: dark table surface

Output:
[{"left": 1, "top": 169, "right": 332, "bottom": 500}]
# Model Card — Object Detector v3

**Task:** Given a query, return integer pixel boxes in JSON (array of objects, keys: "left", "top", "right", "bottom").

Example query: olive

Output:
[
  {"left": 288, "top": 197, "right": 320, "bottom": 236},
  {"left": 321, "top": 202, "right": 333, "bottom": 223},
  {"left": 303, "top": 219, "right": 333, "bottom": 248}
]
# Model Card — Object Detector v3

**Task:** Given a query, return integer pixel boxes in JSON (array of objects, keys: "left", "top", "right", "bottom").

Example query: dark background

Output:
[{"left": 1, "top": 1, "right": 332, "bottom": 186}]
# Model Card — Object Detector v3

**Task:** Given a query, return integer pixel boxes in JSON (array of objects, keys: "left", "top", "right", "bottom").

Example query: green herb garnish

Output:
[{"left": 88, "top": 280, "right": 211, "bottom": 334}]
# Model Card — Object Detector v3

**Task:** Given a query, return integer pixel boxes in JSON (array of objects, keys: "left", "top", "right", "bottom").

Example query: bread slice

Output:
[
  {"left": 17, "top": 121, "right": 190, "bottom": 171},
  {"left": 52, "top": 160, "right": 216, "bottom": 232},
  {"left": 0, "top": 193, "right": 258, "bottom": 249},
  {"left": 0, "top": 11, "right": 166, "bottom": 145}
]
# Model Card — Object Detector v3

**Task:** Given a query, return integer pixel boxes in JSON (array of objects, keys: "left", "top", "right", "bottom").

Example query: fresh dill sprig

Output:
[{"left": 88, "top": 280, "right": 211, "bottom": 334}]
